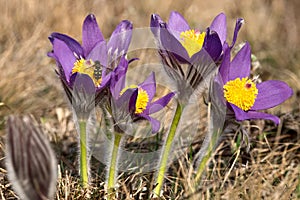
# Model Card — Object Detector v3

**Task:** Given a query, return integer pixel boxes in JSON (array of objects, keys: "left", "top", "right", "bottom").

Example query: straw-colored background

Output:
[
  {"left": 0, "top": 0, "right": 299, "bottom": 114},
  {"left": 0, "top": 0, "right": 299, "bottom": 199}
]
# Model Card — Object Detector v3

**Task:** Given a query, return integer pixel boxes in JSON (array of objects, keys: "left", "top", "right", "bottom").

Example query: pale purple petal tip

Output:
[
  {"left": 167, "top": 11, "right": 190, "bottom": 40},
  {"left": 150, "top": 14, "right": 164, "bottom": 38},
  {"left": 230, "top": 18, "right": 244, "bottom": 48},
  {"left": 210, "top": 13, "right": 227, "bottom": 45},
  {"left": 107, "top": 20, "right": 133, "bottom": 59},
  {"left": 82, "top": 14, "right": 104, "bottom": 56}
]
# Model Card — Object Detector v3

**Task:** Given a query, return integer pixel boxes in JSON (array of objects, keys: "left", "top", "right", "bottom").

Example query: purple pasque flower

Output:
[
  {"left": 150, "top": 11, "right": 243, "bottom": 105},
  {"left": 216, "top": 42, "right": 293, "bottom": 124},
  {"left": 48, "top": 14, "right": 133, "bottom": 97},
  {"left": 110, "top": 71, "right": 175, "bottom": 133},
  {"left": 151, "top": 11, "right": 243, "bottom": 62}
]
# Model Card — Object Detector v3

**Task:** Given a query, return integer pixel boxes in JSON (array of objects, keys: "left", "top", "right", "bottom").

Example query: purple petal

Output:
[
  {"left": 202, "top": 29, "right": 222, "bottom": 61},
  {"left": 86, "top": 41, "right": 108, "bottom": 67},
  {"left": 113, "top": 88, "right": 137, "bottom": 117},
  {"left": 49, "top": 32, "right": 84, "bottom": 57},
  {"left": 113, "top": 56, "right": 128, "bottom": 79},
  {"left": 111, "top": 72, "right": 126, "bottom": 99},
  {"left": 229, "top": 42, "right": 251, "bottom": 80},
  {"left": 231, "top": 104, "right": 280, "bottom": 124},
  {"left": 167, "top": 11, "right": 190, "bottom": 40},
  {"left": 139, "top": 72, "right": 156, "bottom": 102},
  {"left": 107, "top": 20, "right": 133, "bottom": 59},
  {"left": 210, "top": 13, "right": 227, "bottom": 45},
  {"left": 160, "top": 27, "right": 190, "bottom": 62},
  {"left": 47, "top": 51, "right": 55, "bottom": 59},
  {"left": 109, "top": 57, "right": 128, "bottom": 97},
  {"left": 138, "top": 114, "right": 161, "bottom": 133},
  {"left": 150, "top": 14, "right": 164, "bottom": 38},
  {"left": 218, "top": 43, "right": 231, "bottom": 83},
  {"left": 115, "top": 87, "right": 134, "bottom": 103},
  {"left": 230, "top": 18, "right": 244, "bottom": 48},
  {"left": 72, "top": 73, "right": 96, "bottom": 94},
  {"left": 98, "top": 72, "right": 111, "bottom": 91},
  {"left": 82, "top": 14, "right": 104, "bottom": 57},
  {"left": 146, "top": 92, "right": 175, "bottom": 114},
  {"left": 52, "top": 39, "right": 76, "bottom": 82},
  {"left": 129, "top": 89, "right": 139, "bottom": 113},
  {"left": 251, "top": 80, "right": 293, "bottom": 110}
]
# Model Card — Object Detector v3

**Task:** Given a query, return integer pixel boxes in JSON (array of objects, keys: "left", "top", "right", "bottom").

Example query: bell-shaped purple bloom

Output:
[
  {"left": 151, "top": 11, "right": 243, "bottom": 63},
  {"left": 216, "top": 42, "right": 293, "bottom": 124},
  {"left": 48, "top": 14, "right": 133, "bottom": 117},
  {"left": 150, "top": 12, "right": 243, "bottom": 105},
  {"left": 111, "top": 72, "right": 175, "bottom": 133},
  {"left": 48, "top": 14, "right": 132, "bottom": 92}
]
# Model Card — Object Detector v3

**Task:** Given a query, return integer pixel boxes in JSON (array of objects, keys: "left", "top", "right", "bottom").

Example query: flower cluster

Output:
[
  {"left": 45, "top": 11, "right": 293, "bottom": 198},
  {"left": 48, "top": 14, "right": 174, "bottom": 132}
]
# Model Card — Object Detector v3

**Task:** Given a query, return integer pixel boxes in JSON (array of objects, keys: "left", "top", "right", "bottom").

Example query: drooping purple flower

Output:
[
  {"left": 216, "top": 42, "right": 293, "bottom": 124},
  {"left": 110, "top": 72, "right": 175, "bottom": 133}
]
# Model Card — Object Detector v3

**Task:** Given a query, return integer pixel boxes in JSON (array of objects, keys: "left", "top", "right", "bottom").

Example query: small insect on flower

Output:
[
  {"left": 89, "top": 60, "right": 114, "bottom": 81},
  {"left": 92, "top": 60, "right": 103, "bottom": 81}
]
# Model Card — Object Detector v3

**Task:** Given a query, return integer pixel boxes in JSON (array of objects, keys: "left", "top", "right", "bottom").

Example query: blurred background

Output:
[
  {"left": 0, "top": 0, "right": 299, "bottom": 116},
  {"left": 0, "top": 0, "right": 299, "bottom": 198}
]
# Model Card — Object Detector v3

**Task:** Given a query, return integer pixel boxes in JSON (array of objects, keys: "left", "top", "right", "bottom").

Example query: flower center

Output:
[
  {"left": 180, "top": 29, "right": 206, "bottom": 57},
  {"left": 223, "top": 77, "right": 258, "bottom": 111},
  {"left": 120, "top": 85, "right": 149, "bottom": 114},
  {"left": 72, "top": 58, "right": 102, "bottom": 87}
]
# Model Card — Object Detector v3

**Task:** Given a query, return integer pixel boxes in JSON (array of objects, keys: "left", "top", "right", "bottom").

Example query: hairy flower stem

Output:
[
  {"left": 153, "top": 103, "right": 183, "bottom": 196},
  {"left": 194, "top": 140, "right": 214, "bottom": 182},
  {"left": 79, "top": 120, "right": 89, "bottom": 187},
  {"left": 195, "top": 102, "right": 219, "bottom": 183},
  {"left": 107, "top": 132, "right": 122, "bottom": 199}
]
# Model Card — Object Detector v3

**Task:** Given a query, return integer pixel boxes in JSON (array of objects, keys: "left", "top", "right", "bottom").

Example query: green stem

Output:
[
  {"left": 107, "top": 132, "right": 122, "bottom": 198},
  {"left": 194, "top": 140, "right": 214, "bottom": 182},
  {"left": 153, "top": 103, "right": 183, "bottom": 196},
  {"left": 79, "top": 120, "right": 88, "bottom": 187},
  {"left": 195, "top": 102, "right": 219, "bottom": 182}
]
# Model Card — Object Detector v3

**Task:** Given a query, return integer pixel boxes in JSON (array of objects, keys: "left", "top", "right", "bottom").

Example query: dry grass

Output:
[{"left": 0, "top": 0, "right": 299, "bottom": 199}]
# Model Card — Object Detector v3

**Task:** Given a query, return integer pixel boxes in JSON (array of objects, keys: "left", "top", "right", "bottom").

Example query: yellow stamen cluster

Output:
[
  {"left": 120, "top": 85, "right": 149, "bottom": 114},
  {"left": 72, "top": 58, "right": 102, "bottom": 87},
  {"left": 180, "top": 29, "right": 206, "bottom": 57},
  {"left": 223, "top": 77, "right": 258, "bottom": 111}
]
